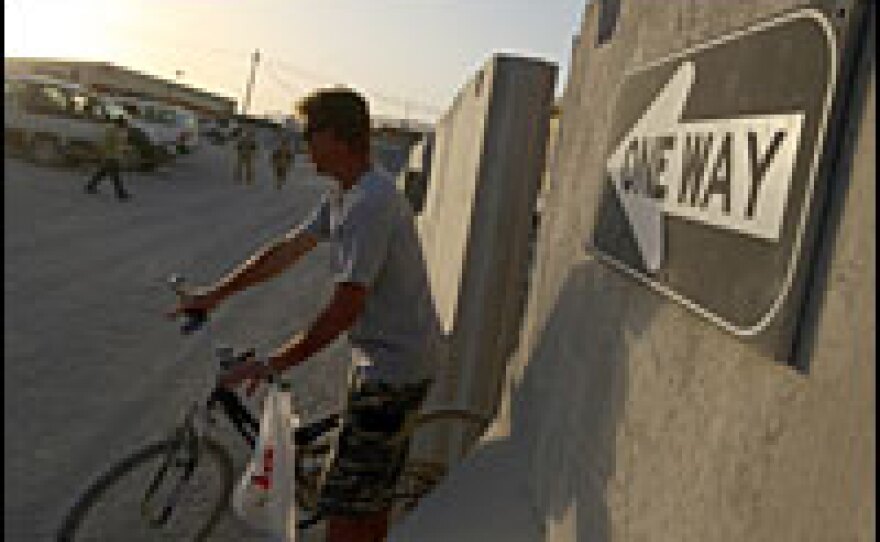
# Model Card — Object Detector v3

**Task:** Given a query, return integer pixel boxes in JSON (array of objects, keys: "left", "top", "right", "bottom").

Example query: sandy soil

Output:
[{"left": 5, "top": 143, "right": 350, "bottom": 540}]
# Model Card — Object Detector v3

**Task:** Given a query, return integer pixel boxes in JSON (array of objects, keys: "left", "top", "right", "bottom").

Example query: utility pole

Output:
[
  {"left": 403, "top": 100, "right": 409, "bottom": 130},
  {"left": 242, "top": 49, "right": 261, "bottom": 115},
  {"left": 169, "top": 69, "right": 184, "bottom": 106}
]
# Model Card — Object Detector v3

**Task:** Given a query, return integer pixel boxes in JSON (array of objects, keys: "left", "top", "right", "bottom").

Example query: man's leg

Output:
[
  {"left": 320, "top": 380, "right": 430, "bottom": 542},
  {"left": 326, "top": 511, "right": 390, "bottom": 542},
  {"left": 85, "top": 162, "right": 107, "bottom": 192},
  {"left": 109, "top": 161, "right": 129, "bottom": 199},
  {"left": 234, "top": 155, "right": 242, "bottom": 183},
  {"left": 245, "top": 156, "right": 254, "bottom": 185}
]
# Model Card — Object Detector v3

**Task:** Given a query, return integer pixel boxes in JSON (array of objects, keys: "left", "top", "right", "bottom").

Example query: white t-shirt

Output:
[{"left": 293, "top": 167, "right": 441, "bottom": 385}]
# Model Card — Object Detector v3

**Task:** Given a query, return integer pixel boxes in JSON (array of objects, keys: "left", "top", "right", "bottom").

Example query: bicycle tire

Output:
[
  {"left": 392, "top": 459, "right": 447, "bottom": 508},
  {"left": 57, "top": 438, "right": 234, "bottom": 542}
]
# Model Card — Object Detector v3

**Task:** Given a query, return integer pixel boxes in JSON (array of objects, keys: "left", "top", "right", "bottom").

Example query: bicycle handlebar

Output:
[{"left": 167, "top": 273, "right": 280, "bottom": 397}]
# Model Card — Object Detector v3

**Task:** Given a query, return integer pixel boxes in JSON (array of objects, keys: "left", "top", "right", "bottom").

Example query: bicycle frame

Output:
[
  {"left": 140, "top": 405, "right": 201, "bottom": 526},
  {"left": 138, "top": 277, "right": 262, "bottom": 527},
  {"left": 155, "top": 275, "right": 491, "bottom": 533}
]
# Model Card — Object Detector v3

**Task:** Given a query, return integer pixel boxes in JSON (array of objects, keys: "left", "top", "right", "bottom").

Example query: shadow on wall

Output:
[
  {"left": 392, "top": 191, "right": 662, "bottom": 542},
  {"left": 509, "top": 248, "right": 659, "bottom": 540}
]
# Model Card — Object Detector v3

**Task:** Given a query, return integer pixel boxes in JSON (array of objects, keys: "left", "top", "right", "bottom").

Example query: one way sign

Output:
[
  {"left": 606, "top": 60, "right": 805, "bottom": 272},
  {"left": 590, "top": 7, "right": 857, "bottom": 359}
]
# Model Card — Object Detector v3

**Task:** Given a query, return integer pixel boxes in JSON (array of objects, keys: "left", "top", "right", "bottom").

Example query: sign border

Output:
[{"left": 590, "top": 8, "right": 838, "bottom": 337}]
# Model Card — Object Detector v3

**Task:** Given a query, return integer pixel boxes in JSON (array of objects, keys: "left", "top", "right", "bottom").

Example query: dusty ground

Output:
[{"left": 5, "top": 142, "right": 351, "bottom": 540}]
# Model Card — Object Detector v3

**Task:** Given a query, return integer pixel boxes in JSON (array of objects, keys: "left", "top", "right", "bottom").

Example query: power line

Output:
[
  {"left": 265, "top": 58, "right": 437, "bottom": 118},
  {"left": 268, "top": 56, "right": 340, "bottom": 88},
  {"left": 181, "top": 45, "right": 252, "bottom": 71},
  {"left": 264, "top": 60, "right": 307, "bottom": 95},
  {"left": 268, "top": 54, "right": 444, "bottom": 116}
]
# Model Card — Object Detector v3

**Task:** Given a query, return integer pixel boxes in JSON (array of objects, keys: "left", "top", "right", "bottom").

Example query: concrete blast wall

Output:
[
  {"left": 416, "top": 54, "right": 557, "bottom": 460},
  {"left": 392, "top": 1, "right": 874, "bottom": 541}
]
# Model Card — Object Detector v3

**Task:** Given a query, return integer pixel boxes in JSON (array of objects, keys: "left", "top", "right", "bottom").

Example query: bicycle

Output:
[{"left": 57, "top": 274, "right": 488, "bottom": 541}]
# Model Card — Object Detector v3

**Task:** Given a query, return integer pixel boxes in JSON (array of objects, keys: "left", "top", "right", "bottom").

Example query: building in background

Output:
[{"left": 4, "top": 57, "right": 236, "bottom": 118}]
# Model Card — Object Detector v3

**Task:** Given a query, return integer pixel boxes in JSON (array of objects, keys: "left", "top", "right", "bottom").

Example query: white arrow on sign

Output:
[{"left": 606, "top": 61, "right": 805, "bottom": 272}]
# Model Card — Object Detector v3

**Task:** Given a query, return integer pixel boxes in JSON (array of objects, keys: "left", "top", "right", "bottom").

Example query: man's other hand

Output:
[{"left": 219, "top": 359, "right": 271, "bottom": 392}]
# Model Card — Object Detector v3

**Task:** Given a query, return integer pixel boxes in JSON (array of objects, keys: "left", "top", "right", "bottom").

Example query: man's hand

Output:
[
  {"left": 219, "top": 358, "right": 272, "bottom": 393},
  {"left": 165, "top": 288, "right": 221, "bottom": 320}
]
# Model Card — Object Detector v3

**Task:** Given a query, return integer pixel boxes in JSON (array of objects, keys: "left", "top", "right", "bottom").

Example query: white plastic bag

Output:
[{"left": 232, "top": 384, "right": 299, "bottom": 541}]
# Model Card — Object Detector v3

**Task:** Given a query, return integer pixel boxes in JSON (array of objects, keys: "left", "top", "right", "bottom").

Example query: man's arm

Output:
[
  {"left": 217, "top": 282, "right": 367, "bottom": 390},
  {"left": 207, "top": 230, "right": 319, "bottom": 307},
  {"left": 267, "top": 282, "right": 367, "bottom": 374}
]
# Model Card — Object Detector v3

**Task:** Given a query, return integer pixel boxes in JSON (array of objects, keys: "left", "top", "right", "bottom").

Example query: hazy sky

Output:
[{"left": 4, "top": 0, "right": 587, "bottom": 121}]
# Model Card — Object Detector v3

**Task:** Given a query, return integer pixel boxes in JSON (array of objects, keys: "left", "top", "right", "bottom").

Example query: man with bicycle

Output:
[{"left": 171, "top": 87, "right": 440, "bottom": 542}]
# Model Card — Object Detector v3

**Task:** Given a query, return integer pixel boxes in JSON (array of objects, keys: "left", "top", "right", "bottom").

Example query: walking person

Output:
[
  {"left": 84, "top": 116, "right": 131, "bottom": 200},
  {"left": 234, "top": 126, "right": 257, "bottom": 185},
  {"left": 270, "top": 127, "right": 294, "bottom": 190},
  {"left": 169, "top": 87, "right": 441, "bottom": 542}
]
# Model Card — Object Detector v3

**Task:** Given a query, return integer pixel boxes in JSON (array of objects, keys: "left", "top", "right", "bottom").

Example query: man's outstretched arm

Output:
[
  {"left": 267, "top": 281, "right": 367, "bottom": 373},
  {"left": 218, "top": 282, "right": 367, "bottom": 388},
  {"left": 169, "top": 230, "right": 319, "bottom": 317},
  {"left": 210, "top": 231, "right": 319, "bottom": 305}
]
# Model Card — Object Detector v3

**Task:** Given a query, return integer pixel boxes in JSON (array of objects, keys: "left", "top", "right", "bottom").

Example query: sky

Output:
[{"left": 4, "top": 0, "right": 587, "bottom": 122}]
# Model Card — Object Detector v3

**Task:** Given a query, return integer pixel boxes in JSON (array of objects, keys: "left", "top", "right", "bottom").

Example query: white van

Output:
[
  {"left": 106, "top": 97, "right": 199, "bottom": 155},
  {"left": 173, "top": 107, "right": 199, "bottom": 154},
  {"left": 4, "top": 74, "right": 163, "bottom": 170},
  {"left": 201, "top": 117, "right": 238, "bottom": 145}
]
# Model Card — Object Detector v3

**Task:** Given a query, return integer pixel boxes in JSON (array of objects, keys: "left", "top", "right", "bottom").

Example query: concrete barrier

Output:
[
  {"left": 415, "top": 53, "right": 557, "bottom": 462},
  {"left": 392, "top": 1, "right": 874, "bottom": 540}
]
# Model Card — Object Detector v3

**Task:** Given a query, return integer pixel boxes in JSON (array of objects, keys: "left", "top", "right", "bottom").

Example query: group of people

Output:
[
  {"left": 233, "top": 126, "right": 297, "bottom": 189},
  {"left": 82, "top": 118, "right": 301, "bottom": 202}
]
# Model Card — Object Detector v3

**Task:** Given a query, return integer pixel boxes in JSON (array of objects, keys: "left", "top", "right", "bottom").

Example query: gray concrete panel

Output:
[{"left": 415, "top": 54, "right": 557, "bottom": 461}]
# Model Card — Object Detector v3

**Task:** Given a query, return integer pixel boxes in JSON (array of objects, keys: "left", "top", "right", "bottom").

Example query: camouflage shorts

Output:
[{"left": 316, "top": 375, "right": 431, "bottom": 517}]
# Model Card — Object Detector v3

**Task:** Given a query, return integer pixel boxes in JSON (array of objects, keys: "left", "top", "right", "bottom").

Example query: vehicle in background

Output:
[
  {"left": 395, "top": 134, "right": 434, "bottom": 215},
  {"left": 371, "top": 139, "right": 409, "bottom": 176},
  {"left": 201, "top": 117, "right": 238, "bottom": 145},
  {"left": 104, "top": 97, "right": 198, "bottom": 156},
  {"left": 198, "top": 117, "right": 215, "bottom": 142},
  {"left": 4, "top": 74, "right": 163, "bottom": 171},
  {"left": 173, "top": 107, "right": 199, "bottom": 154}
]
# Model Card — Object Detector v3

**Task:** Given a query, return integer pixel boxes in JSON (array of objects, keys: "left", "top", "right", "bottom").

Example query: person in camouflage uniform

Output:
[
  {"left": 234, "top": 126, "right": 258, "bottom": 185},
  {"left": 84, "top": 116, "right": 131, "bottom": 201},
  {"left": 270, "top": 128, "right": 294, "bottom": 190}
]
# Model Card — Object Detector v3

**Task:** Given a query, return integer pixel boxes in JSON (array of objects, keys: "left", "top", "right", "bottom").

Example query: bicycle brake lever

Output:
[{"left": 180, "top": 309, "right": 207, "bottom": 335}]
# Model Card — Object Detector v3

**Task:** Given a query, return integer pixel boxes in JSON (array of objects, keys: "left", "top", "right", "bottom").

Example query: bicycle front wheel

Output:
[{"left": 57, "top": 438, "right": 234, "bottom": 542}]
